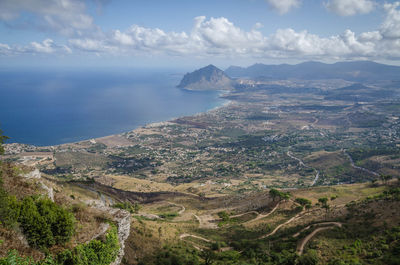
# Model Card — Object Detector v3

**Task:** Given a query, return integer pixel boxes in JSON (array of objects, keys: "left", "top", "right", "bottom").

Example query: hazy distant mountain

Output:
[
  {"left": 225, "top": 61, "right": 400, "bottom": 82},
  {"left": 177, "top": 64, "right": 233, "bottom": 90}
]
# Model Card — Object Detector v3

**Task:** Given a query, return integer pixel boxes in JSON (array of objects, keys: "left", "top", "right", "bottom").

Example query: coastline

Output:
[{"left": 4, "top": 90, "right": 233, "bottom": 152}]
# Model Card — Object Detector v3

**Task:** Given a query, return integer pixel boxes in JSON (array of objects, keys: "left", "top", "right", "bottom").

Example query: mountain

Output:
[
  {"left": 177, "top": 64, "right": 233, "bottom": 90},
  {"left": 225, "top": 61, "right": 400, "bottom": 82}
]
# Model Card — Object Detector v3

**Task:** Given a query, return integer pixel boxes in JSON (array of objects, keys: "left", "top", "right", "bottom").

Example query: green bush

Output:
[
  {"left": 36, "top": 198, "right": 75, "bottom": 244},
  {"left": 298, "top": 249, "right": 319, "bottom": 265},
  {"left": 112, "top": 201, "right": 140, "bottom": 214},
  {"left": 154, "top": 245, "right": 200, "bottom": 265},
  {"left": 0, "top": 194, "right": 21, "bottom": 227},
  {"left": 56, "top": 224, "right": 119, "bottom": 265},
  {"left": 18, "top": 196, "right": 75, "bottom": 249}
]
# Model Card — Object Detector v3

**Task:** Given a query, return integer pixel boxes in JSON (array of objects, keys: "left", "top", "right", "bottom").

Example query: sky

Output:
[{"left": 1, "top": 0, "right": 400, "bottom": 69}]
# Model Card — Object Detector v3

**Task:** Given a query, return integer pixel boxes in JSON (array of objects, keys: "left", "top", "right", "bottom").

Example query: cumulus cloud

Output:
[
  {"left": 0, "top": 0, "right": 96, "bottom": 36},
  {"left": 66, "top": 14, "right": 392, "bottom": 60},
  {"left": 265, "top": 0, "right": 301, "bottom": 14},
  {"left": 68, "top": 16, "right": 268, "bottom": 57},
  {"left": 0, "top": 39, "right": 71, "bottom": 56},
  {"left": 3, "top": 2, "right": 400, "bottom": 62},
  {"left": 325, "top": 0, "right": 375, "bottom": 16},
  {"left": 381, "top": 2, "right": 400, "bottom": 38},
  {"left": 30, "top": 39, "right": 56, "bottom": 53}
]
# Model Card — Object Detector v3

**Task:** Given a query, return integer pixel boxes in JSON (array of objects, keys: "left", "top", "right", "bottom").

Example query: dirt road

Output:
[{"left": 296, "top": 222, "right": 342, "bottom": 255}]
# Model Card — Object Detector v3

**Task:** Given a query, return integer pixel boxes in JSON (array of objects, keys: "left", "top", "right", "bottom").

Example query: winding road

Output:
[
  {"left": 167, "top": 202, "right": 186, "bottom": 215},
  {"left": 259, "top": 209, "right": 304, "bottom": 239},
  {"left": 245, "top": 202, "right": 280, "bottom": 224},
  {"left": 180, "top": 233, "right": 211, "bottom": 242},
  {"left": 343, "top": 150, "right": 379, "bottom": 176},
  {"left": 287, "top": 150, "right": 320, "bottom": 186},
  {"left": 230, "top": 211, "right": 259, "bottom": 218},
  {"left": 296, "top": 222, "right": 342, "bottom": 255}
]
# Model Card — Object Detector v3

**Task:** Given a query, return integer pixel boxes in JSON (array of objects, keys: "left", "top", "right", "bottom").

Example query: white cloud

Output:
[
  {"left": 325, "top": 0, "right": 375, "bottom": 16},
  {"left": 0, "top": 43, "right": 12, "bottom": 55},
  {"left": 190, "top": 16, "right": 266, "bottom": 53},
  {"left": 0, "top": 0, "right": 96, "bottom": 36},
  {"left": 69, "top": 38, "right": 110, "bottom": 52},
  {"left": 30, "top": 39, "right": 55, "bottom": 53},
  {"left": 67, "top": 15, "right": 383, "bottom": 60},
  {"left": 0, "top": 39, "right": 71, "bottom": 56},
  {"left": 265, "top": 0, "right": 301, "bottom": 15},
  {"left": 3, "top": 2, "right": 400, "bottom": 62},
  {"left": 380, "top": 2, "right": 400, "bottom": 38}
]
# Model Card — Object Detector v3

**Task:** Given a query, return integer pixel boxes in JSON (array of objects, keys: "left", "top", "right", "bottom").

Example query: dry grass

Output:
[
  {"left": 54, "top": 152, "right": 109, "bottom": 169},
  {"left": 109, "top": 174, "right": 176, "bottom": 193},
  {"left": 0, "top": 226, "right": 44, "bottom": 261}
]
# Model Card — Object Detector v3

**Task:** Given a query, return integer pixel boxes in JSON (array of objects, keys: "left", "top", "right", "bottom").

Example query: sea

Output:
[{"left": 0, "top": 68, "right": 226, "bottom": 146}]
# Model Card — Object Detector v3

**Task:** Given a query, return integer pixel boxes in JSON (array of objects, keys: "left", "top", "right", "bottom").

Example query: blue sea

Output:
[{"left": 0, "top": 68, "right": 226, "bottom": 146}]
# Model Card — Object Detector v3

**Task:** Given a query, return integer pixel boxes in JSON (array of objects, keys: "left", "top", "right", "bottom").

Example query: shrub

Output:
[
  {"left": 56, "top": 224, "right": 119, "bottom": 265},
  {"left": 19, "top": 196, "right": 55, "bottom": 248},
  {"left": 18, "top": 196, "right": 75, "bottom": 249},
  {"left": 298, "top": 249, "right": 319, "bottom": 265},
  {"left": 0, "top": 194, "right": 21, "bottom": 227},
  {"left": 112, "top": 201, "right": 140, "bottom": 214}
]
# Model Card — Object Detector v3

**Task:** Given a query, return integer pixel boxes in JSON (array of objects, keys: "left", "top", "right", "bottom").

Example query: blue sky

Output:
[{"left": 0, "top": 0, "right": 400, "bottom": 68}]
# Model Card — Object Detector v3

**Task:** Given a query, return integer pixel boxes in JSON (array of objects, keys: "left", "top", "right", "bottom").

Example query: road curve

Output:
[
  {"left": 259, "top": 210, "right": 304, "bottom": 239},
  {"left": 245, "top": 202, "right": 280, "bottom": 224},
  {"left": 180, "top": 233, "right": 211, "bottom": 242},
  {"left": 167, "top": 202, "right": 186, "bottom": 215},
  {"left": 343, "top": 150, "right": 379, "bottom": 176},
  {"left": 230, "top": 211, "right": 259, "bottom": 218},
  {"left": 297, "top": 222, "right": 342, "bottom": 255}
]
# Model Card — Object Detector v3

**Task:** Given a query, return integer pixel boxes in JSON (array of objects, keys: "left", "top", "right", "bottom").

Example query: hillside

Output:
[
  {"left": 2, "top": 60, "right": 400, "bottom": 264},
  {"left": 225, "top": 61, "right": 400, "bottom": 82},
  {"left": 3, "top": 154, "right": 399, "bottom": 264},
  {"left": 177, "top": 64, "right": 233, "bottom": 90},
  {"left": 0, "top": 158, "right": 131, "bottom": 264},
  {"left": 64, "top": 177, "right": 400, "bottom": 265}
]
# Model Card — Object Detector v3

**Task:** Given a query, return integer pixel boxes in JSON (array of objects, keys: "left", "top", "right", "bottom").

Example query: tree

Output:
[
  {"left": 380, "top": 175, "right": 393, "bottom": 185},
  {"left": 0, "top": 128, "right": 9, "bottom": 155},
  {"left": 318, "top": 197, "right": 328, "bottom": 206},
  {"left": 269, "top": 188, "right": 280, "bottom": 202},
  {"left": 269, "top": 188, "right": 291, "bottom": 202},
  {"left": 318, "top": 197, "right": 330, "bottom": 217},
  {"left": 280, "top": 192, "right": 291, "bottom": 202},
  {"left": 295, "top": 198, "right": 312, "bottom": 207}
]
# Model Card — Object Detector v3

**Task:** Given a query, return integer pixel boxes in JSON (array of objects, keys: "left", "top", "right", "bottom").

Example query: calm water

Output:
[{"left": 0, "top": 68, "right": 226, "bottom": 146}]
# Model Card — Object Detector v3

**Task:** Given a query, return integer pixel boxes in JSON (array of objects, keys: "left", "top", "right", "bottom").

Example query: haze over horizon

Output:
[{"left": 1, "top": 0, "right": 400, "bottom": 69}]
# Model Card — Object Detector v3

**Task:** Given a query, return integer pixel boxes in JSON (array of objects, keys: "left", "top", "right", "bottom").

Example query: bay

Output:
[{"left": 0, "top": 68, "right": 226, "bottom": 146}]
